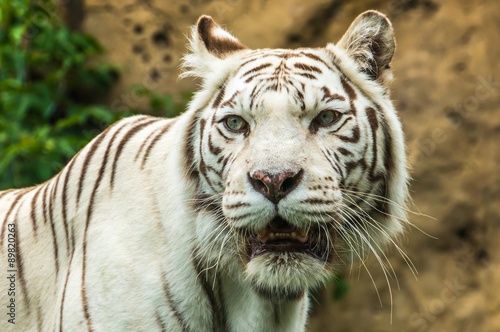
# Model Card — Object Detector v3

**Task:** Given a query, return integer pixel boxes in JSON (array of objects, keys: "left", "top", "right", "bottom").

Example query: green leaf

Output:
[
  {"left": 9, "top": 25, "right": 25, "bottom": 45},
  {"left": 331, "top": 275, "right": 350, "bottom": 301},
  {"left": 0, "top": 0, "right": 188, "bottom": 190}
]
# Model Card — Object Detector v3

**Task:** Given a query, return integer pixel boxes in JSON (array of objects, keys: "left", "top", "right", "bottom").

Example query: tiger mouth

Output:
[{"left": 248, "top": 217, "right": 331, "bottom": 262}]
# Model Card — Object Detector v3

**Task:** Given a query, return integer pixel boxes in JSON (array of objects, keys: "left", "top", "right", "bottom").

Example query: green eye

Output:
[
  {"left": 224, "top": 115, "right": 248, "bottom": 133},
  {"left": 314, "top": 110, "right": 341, "bottom": 127}
]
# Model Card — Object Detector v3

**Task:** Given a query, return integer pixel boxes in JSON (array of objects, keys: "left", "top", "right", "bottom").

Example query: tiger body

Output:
[{"left": 0, "top": 11, "right": 409, "bottom": 332}]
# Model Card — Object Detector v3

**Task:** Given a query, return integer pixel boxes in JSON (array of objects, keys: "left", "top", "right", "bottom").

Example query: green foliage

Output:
[
  {"left": 132, "top": 86, "right": 192, "bottom": 118},
  {"left": 331, "top": 274, "right": 350, "bottom": 301},
  {"left": 0, "top": 0, "right": 128, "bottom": 189},
  {"left": 0, "top": 0, "right": 191, "bottom": 191}
]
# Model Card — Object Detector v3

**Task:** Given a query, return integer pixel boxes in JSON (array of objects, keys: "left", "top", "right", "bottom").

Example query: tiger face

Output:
[{"left": 185, "top": 12, "right": 408, "bottom": 301}]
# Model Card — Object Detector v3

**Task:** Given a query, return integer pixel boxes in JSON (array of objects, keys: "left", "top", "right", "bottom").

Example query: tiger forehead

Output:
[
  {"left": 235, "top": 49, "right": 333, "bottom": 80},
  {"left": 217, "top": 49, "right": 348, "bottom": 113}
]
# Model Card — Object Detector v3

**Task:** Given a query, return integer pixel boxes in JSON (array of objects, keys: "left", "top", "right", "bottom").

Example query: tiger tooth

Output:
[
  {"left": 291, "top": 232, "right": 297, "bottom": 237},
  {"left": 269, "top": 233, "right": 275, "bottom": 238},
  {"left": 258, "top": 229, "right": 267, "bottom": 238},
  {"left": 299, "top": 228, "right": 307, "bottom": 237}
]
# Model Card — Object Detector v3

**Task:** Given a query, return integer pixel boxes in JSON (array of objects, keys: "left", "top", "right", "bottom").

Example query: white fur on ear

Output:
[
  {"left": 181, "top": 15, "right": 247, "bottom": 80},
  {"left": 335, "top": 10, "right": 395, "bottom": 86}
]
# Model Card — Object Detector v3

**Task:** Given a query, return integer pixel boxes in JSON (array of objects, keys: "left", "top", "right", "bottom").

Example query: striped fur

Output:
[{"left": 0, "top": 11, "right": 409, "bottom": 331}]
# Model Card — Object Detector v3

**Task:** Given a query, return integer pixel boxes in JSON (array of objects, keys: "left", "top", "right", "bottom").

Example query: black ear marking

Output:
[{"left": 196, "top": 15, "right": 247, "bottom": 58}]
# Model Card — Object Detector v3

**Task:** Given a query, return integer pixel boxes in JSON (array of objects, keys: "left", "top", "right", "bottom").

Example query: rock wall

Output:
[{"left": 81, "top": 0, "right": 500, "bottom": 331}]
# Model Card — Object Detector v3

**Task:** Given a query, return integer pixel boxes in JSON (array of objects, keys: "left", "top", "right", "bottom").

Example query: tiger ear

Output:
[
  {"left": 182, "top": 15, "right": 247, "bottom": 79},
  {"left": 195, "top": 15, "right": 247, "bottom": 58},
  {"left": 337, "top": 10, "right": 395, "bottom": 83}
]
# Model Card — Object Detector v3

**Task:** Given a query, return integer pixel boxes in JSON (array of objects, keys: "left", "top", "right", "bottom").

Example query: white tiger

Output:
[{"left": 0, "top": 10, "right": 409, "bottom": 331}]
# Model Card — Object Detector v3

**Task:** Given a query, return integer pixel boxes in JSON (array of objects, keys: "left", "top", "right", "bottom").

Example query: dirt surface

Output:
[{"left": 80, "top": 0, "right": 500, "bottom": 331}]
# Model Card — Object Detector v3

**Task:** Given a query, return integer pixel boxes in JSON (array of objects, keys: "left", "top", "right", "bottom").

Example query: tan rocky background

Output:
[{"left": 77, "top": 0, "right": 499, "bottom": 330}]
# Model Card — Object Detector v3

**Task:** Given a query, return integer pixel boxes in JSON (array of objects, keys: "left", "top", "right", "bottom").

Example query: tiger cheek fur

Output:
[{"left": 0, "top": 11, "right": 408, "bottom": 332}]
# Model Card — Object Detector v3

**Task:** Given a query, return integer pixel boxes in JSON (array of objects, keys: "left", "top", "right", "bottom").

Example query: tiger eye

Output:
[
  {"left": 314, "top": 110, "right": 341, "bottom": 126},
  {"left": 224, "top": 115, "right": 248, "bottom": 133}
]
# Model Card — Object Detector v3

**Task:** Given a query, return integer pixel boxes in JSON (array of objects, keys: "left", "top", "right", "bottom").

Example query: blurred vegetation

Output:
[
  {"left": 0, "top": 0, "right": 188, "bottom": 190},
  {"left": 331, "top": 274, "right": 349, "bottom": 301},
  {"left": 310, "top": 274, "right": 350, "bottom": 313}
]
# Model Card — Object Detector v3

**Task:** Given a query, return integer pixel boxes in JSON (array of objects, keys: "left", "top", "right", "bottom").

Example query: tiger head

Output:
[{"left": 183, "top": 11, "right": 408, "bottom": 301}]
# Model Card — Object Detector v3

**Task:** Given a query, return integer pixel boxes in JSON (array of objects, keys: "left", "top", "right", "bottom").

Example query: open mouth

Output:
[{"left": 248, "top": 217, "right": 331, "bottom": 262}]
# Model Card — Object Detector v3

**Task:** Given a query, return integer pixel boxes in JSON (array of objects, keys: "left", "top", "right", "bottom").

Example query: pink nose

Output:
[{"left": 248, "top": 169, "right": 303, "bottom": 203}]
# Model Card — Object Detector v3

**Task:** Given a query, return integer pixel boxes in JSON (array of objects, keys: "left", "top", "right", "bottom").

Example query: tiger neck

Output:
[{"left": 218, "top": 270, "right": 309, "bottom": 332}]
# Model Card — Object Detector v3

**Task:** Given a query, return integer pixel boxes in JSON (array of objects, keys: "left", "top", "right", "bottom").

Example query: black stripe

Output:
[
  {"left": 215, "top": 127, "right": 232, "bottom": 141},
  {"left": 294, "top": 62, "right": 322, "bottom": 73},
  {"left": 81, "top": 122, "right": 121, "bottom": 332},
  {"left": 0, "top": 189, "right": 14, "bottom": 200},
  {"left": 141, "top": 120, "right": 176, "bottom": 169},
  {"left": 41, "top": 184, "right": 49, "bottom": 225},
  {"left": 219, "top": 91, "right": 239, "bottom": 109},
  {"left": 299, "top": 51, "right": 330, "bottom": 68},
  {"left": 297, "top": 72, "right": 317, "bottom": 80},
  {"left": 321, "top": 86, "right": 345, "bottom": 102},
  {"left": 47, "top": 179, "right": 60, "bottom": 275},
  {"left": 53, "top": 172, "right": 71, "bottom": 256},
  {"left": 183, "top": 111, "right": 201, "bottom": 180},
  {"left": 160, "top": 272, "right": 191, "bottom": 332},
  {"left": 336, "top": 125, "right": 360, "bottom": 143},
  {"left": 1, "top": 189, "right": 33, "bottom": 245},
  {"left": 110, "top": 118, "right": 158, "bottom": 189},
  {"left": 239, "top": 56, "right": 262, "bottom": 69},
  {"left": 199, "top": 164, "right": 221, "bottom": 193},
  {"left": 241, "top": 63, "right": 272, "bottom": 78},
  {"left": 193, "top": 193, "right": 223, "bottom": 215},
  {"left": 366, "top": 107, "right": 384, "bottom": 183},
  {"left": 322, "top": 150, "right": 342, "bottom": 176},
  {"left": 207, "top": 133, "right": 222, "bottom": 156},
  {"left": 77, "top": 129, "right": 110, "bottom": 205},
  {"left": 134, "top": 125, "right": 161, "bottom": 162},
  {"left": 290, "top": 86, "right": 306, "bottom": 113},
  {"left": 14, "top": 207, "right": 31, "bottom": 314},
  {"left": 228, "top": 213, "right": 252, "bottom": 222},
  {"left": 380, "top": 120, "right": 395, "bottom": 214},
  {"left": 30, "top": 187, "right": 42, "bottom": 237},
  {"left": 340, "top": 76, "right": 357, "bottom": 103},
  {"left": 345, "top": 159, "right": 367, "bottom": 173},
  {"left": 337, "top": 147, "right": 353, "bottom": 156},
  {"left": 302, "top": 198, "right": 335, "bottom": 205},
  {"left": 332, "top": 152, "right": 346, "bottom": 179},
  {"left": 220, "top": 155, "right": 231, "bottom": 175},
  {"left": 155, "top": 310, "right": 167, "bottom": 332},
  {"left": 59, "top": 253, "right": 74, "bottom": 332},
  {"left": 212, "top": 84, "right": 226, "bottom": 109},
  {"left": 248, "top": 85, "right": 259, "bottom": 110},
  {"left": 224, "top": 202, "right": 250, "bottom": 209},
  {"left": 245, "top": 72, "right": 264, "bottom": 83},
  {"left": 62, "top": 156, "right": 78, "bottom": 253},
  {"left": 192, "top": 248, "right": 227, "bottom": 332},
  {"left": 0, "top": 191, "right": 22, "bottom": 246},
  {"left": 326, "top": 117, "right": 353, "bottom": 135},
  {"left": 198, "top": 119, "right": 219, "bottom": 190}
]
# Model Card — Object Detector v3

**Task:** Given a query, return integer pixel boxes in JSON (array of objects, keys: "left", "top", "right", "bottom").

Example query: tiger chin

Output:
[{"left": 0, "top": 10, "right": 409, "bottom": 332}]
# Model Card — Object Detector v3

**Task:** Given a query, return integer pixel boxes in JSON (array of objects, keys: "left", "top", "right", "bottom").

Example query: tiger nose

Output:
[{"left": 248, "top": 169, "right": 304, "bottom": 204}]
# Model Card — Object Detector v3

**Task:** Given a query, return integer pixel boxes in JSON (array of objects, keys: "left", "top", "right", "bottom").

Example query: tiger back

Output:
[{"left": 0, "top": 11, "right": 409, "bottom": 332}]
